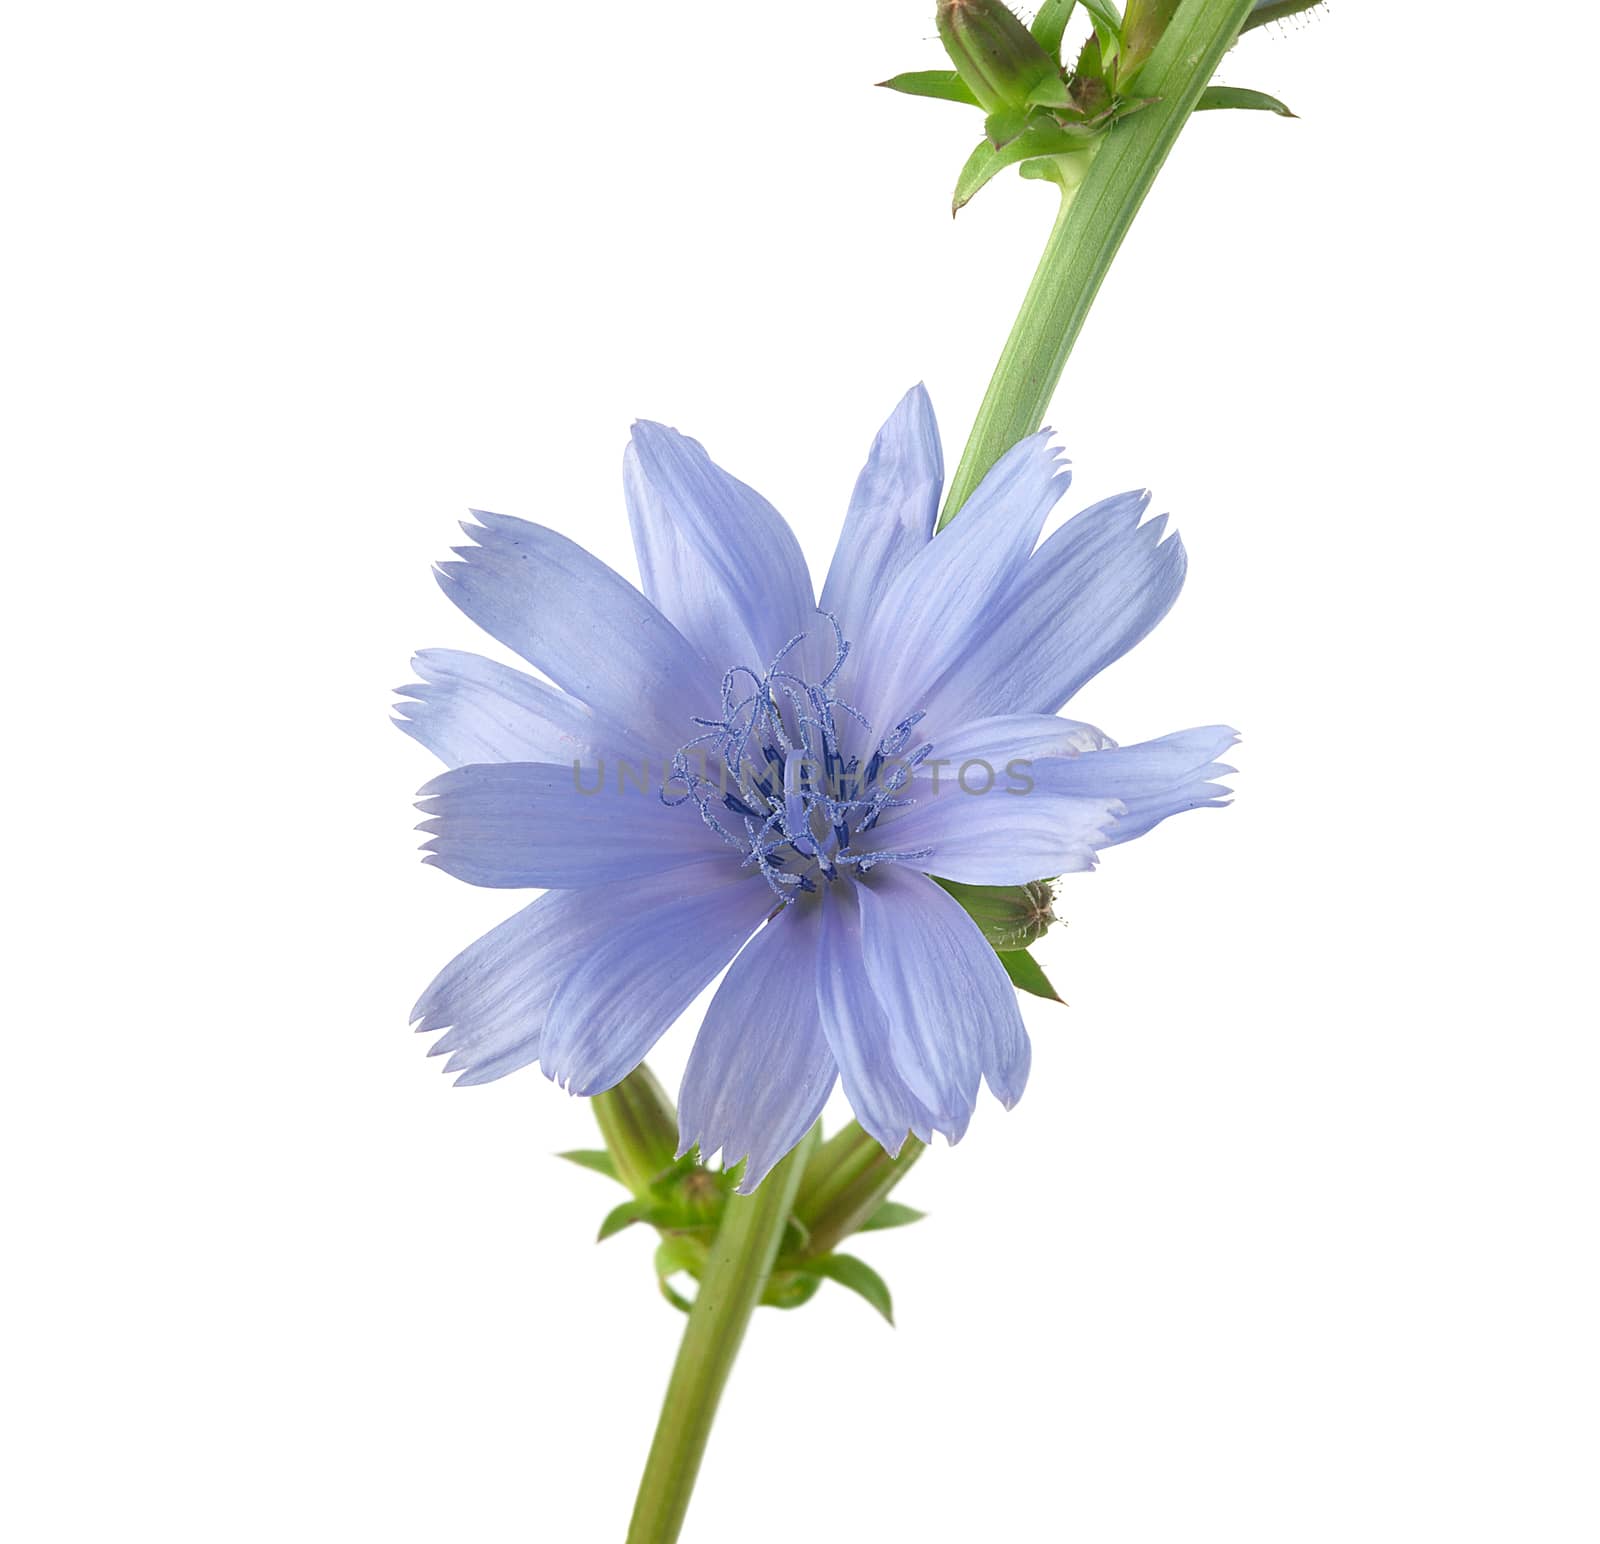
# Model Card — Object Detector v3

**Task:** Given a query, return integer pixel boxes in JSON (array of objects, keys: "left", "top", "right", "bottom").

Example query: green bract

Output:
[{"left": 572, "top": 1080, "right": 927, "bottom": 1323}]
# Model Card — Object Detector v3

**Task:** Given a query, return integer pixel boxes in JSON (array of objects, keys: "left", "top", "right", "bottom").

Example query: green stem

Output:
[
  {"left": 625, "top": 1126, "right": 818, "bottom": 1544},
  {"left": 938, "top": 0, "right": 1257, "bottom": 526}
]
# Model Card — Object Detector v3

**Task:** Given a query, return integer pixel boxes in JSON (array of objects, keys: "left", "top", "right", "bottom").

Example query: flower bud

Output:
[
  {"left": 932, "top": 877, "right": 1058, "bottom": 951},
  {"left": 936, "top": 0, "right": 1054, "bottom": 114},
  {"left": 790, "top": 1124, "right": 924, "bottom": 1260},
  {"left": 591, "top": 1064, "right": 680, "bottom": 1197}
]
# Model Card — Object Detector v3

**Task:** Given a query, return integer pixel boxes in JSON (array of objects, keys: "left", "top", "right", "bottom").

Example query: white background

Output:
[{"left": 3, "top": 3, "right": 1596, "bottom": 1540}]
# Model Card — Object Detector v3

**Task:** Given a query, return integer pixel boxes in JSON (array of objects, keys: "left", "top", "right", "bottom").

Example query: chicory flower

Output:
[{"left": 398, "top": 386, "right": 1234, "bottom": 1188}]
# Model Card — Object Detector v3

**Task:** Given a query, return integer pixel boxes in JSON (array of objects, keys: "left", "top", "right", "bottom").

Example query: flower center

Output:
[{"left": 662, "top": 612, "right": 935, "bottom": 903}]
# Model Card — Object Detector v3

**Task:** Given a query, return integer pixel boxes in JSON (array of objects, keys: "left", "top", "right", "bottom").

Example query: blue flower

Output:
[{"left": 398, "top": 386, "right": 1235, "bottom": 1189}]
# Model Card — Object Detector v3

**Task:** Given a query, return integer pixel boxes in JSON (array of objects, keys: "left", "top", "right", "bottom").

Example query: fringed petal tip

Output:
[
  {"left": 1031, "top": 424, "right": 1073, "bottom": 466},
  {"left": 731, "top": 1158, "right": 774, "bottom": 1197}
]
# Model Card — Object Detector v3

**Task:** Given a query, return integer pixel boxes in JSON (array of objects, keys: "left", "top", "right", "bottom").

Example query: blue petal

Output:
[
  {"left": 394, "top": 649, "right": 650, "bottom": 769},
  {"left": 816, "top": 884, "right": 936, "bottom": 1154},
  {"left": 413, "top": 862, "right": 764, "bottom": 1088},
  {"left": 850, "top": 432, "right": 1068, "bottom": 731},
  {"left": 888, "top": 786, "right": 1121, "bottom": 884},
  {"left": 925, "top": 489, "right": 1187, "bottom": 724},
  {"left": 411, "top": 887, "right": 618, "bottom": 1086},
  {"left": 417, "top": 761, "right": 727, "bottom": 888},
  {"left": 856, "top": 866, "right": 1030, "bottom": 1138},
  {"left": 871, "top": 716, "right": 1236, "bottom": 881},
  {"left": 626, "top": 421, "right": 817, "bottom": 674},
  {"left": 867, "top": 713, "right": 1125, "bottom": 883},
  {"left": 916, "top": 712, "right": 1117, "bottom": 762},
  {"left": 435, "top": 512, "right": 715, "bottom": 751},
  {"left": 818, "top": 384, "right": 943, "bottom": 643},
  {"left": 538, "top": 864, "right": 771, "bottom": 1096},
  {"left": 677, "top": 905, "right": 838, "bottom": 1193},
  {"left": 1032, "top": 724, "right": 1239, "bottom": 844}
]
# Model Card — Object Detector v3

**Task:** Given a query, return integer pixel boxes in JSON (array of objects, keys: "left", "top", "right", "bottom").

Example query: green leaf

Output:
[
  {"left": 556, "top": 1148, "right": 619, "bottom": 1181},
  {"left": 984, "top": 106, "right": 1033, "bottom": 149},
  {"left": 654, "top": 1236, "right": 704, "bottom": 1313},
  {"left": 1079, "top": 0, "right": 1124, "bottom": 63},
  {"left": 1030, "top": 0, "right": 1078, "bottom": 59},
  {"left": 1000, "top": 947, "right": 1065, "bottom": 1004},
  {"left": 1071, "top": 31, "right": 1112, "bottom": 116},
  {"left": 955, "top": 120, "right": 1094, "bottom": 212},
  {"left": 858, "top": 1201, "right": 927, "bottom": 1232},
  {"left": 1120, "top": 0, "right": 1179, "bottom": 78},
  {"left": 1242, "top": 0, "right": 1326, "bottom": 31},
  {"left": 877, "top": 69, "right": 980, "bottom": 106},
  {"left": 1196, "top": 84, "right": 1296, "bottom": 117},
  {"left": 655, "top": 1234, "right": 703, "bottom": 1275},
  {"left": 1080, "top": 0, "right": 1124, "bottom": 27},
  {"left": 1026, "top": 73, "right": 1074, "bottom": 109},
  {"left": 931, "top": 877, "right": 1058, "bottom": 951},
  {"left": 812, "top": 1253, "right": 895, "bottom": 1325},
  {"left": 760, "top": 1270, "right": 824, "bottom": 1311},
  {"left": 597, "top": 1198, "right": 669, "bottom": 1242},
  {"left": 1103, "top": 93, "right": 1160, "bottom": 124},
  {"left": 1014, "top": 140, "right": 1103, "bottom": 195}
]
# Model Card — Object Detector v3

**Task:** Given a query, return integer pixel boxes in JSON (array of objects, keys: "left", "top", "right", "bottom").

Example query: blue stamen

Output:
[{"left": 662, "top": 609, "right": 937, "bottom": 901}]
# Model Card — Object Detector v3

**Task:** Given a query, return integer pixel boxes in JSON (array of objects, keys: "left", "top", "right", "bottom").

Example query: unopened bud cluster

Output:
[{"left": 884, "top": 0, "right": 1299, "bottom": 211}]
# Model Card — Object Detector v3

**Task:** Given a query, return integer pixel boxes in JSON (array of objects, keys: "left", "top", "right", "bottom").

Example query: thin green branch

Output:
[{"left": 939, "top": 0, "right": 1258, "bottom": 525}]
